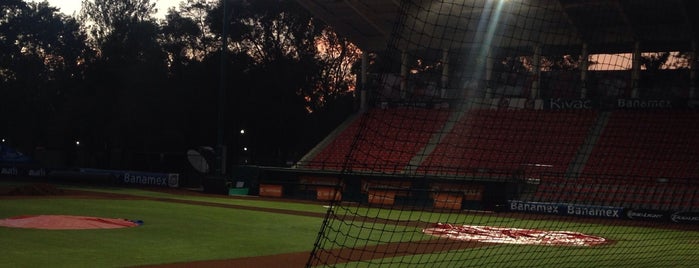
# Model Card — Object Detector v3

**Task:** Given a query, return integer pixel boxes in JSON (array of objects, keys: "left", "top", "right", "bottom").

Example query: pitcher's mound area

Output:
[
  {"left": 0, "top": 215, "right": 142, "bottom": 230},
  {"left": 423, "top": 223, "right": 608, "bottom": 246}
]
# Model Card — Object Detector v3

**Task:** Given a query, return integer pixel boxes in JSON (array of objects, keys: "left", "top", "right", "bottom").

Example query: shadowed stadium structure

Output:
[{"left": 259, "top": 0, "right": 699, "bottom": 266}]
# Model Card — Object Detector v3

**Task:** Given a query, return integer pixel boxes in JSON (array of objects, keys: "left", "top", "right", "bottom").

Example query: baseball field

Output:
[{"left": 1, "top": 180, "right": 697, "bottom": 267}]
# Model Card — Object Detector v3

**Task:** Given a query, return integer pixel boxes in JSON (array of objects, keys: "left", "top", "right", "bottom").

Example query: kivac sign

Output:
[{"left": 546, "top": 99, "right": 594, "bottom": 110}]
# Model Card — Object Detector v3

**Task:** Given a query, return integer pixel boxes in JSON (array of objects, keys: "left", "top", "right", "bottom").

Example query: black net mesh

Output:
[{"left": 303, "top": 0, "right": 699, "bottom": 267}]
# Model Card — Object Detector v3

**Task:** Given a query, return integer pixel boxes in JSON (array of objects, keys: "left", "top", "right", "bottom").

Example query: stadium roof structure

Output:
[
  {"left": 296, "top": 0, "right": 699, "bottom": 54},
  {"left": 295, "top": 0, "right": 398, "bottom": 51}
]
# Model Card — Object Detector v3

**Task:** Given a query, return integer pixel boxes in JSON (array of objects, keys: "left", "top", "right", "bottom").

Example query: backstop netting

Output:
[{"left": 305, "top": 0, "right": 699, "bottom": 267}]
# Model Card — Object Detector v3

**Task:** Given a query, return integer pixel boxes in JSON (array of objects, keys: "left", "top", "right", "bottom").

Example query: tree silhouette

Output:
[
  {"left": 203, "top": 0, "right": 358, "bottom": 165},
  {"left": 78, "top": 0, "right": 157, "bottom": 47},
  {"left": 78, "top": 0, "right": 170, "bottom": 167},
  {"left": 2, "top": 0, "right": 359, "bottom": 170},
  {"left": 640, "top": 52, "right": 670, "bottom": 71},
  {"left": 0, "top": 1, "right": 88, "bottom": 155}
]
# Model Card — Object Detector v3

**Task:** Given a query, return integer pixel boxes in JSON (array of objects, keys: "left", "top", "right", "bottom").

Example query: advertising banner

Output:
[
  {"left": 0, "top": 165, "right": 47, "bottom": 177},
  {"left": 508, "top": 200, "right": 624, "bottom": 219},
  {"left": 670, "top": 212, "right": 699, "bottom": 224},
  {"left": 625, "top": 209, "right": 670, "bottom": 222},
  {"left": 430, "top": 182, "right": 484, "bottom": 201},
  {"left": 615, "top": 98, "right": 676, "bottom": 109},
  {"left": 544, "top": 99, "right": 596, "bottom": 110},
  {"left": 510, "top": 200, "right": 697, "bottom": 224},
  {"left": 79, "top": 168, "right": 179, "bottom": 188},
  {"left": 122, "top": 171, "right": 179, "bottom": 188}
]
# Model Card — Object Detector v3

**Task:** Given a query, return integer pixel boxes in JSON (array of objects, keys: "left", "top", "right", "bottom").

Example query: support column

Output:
[
  {"left": 580, "top": 43, "right": 589, "bottom": 99},
  {"left": 485, "top": 56, "right": 494, "bottom": 99},
  {"left": 530, "top": 45, "right": 542, "bottom": 100},
  {"left": 216, "top": 0, "right": 229, "bottom": 175},
  {"left": 400, "top": 51, "right": 409, "bottom": 99},
  {"left": 360, "top": 52, "right": 368, "bottom": 111},
  {"left": 441, "top": 49, "right": 449, "bottom": 98},
  {"left": 690, "top": 40, "right": 697, "bottom": 99},
  {"left": 631, "top": 41, "right": 641, "bottom": 98}
]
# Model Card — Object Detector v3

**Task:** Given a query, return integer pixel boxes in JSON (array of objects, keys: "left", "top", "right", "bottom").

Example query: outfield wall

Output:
[{"left": 229, "top": 165, "right": 699, "bottom": 225}]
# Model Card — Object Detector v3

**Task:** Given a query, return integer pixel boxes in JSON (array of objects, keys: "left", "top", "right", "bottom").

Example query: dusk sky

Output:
[{"left": 29, "top": 0, "right": 183, "bottom": 19}]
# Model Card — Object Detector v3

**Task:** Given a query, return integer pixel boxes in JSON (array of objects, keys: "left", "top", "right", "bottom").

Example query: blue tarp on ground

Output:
[{"left": 0, "top": 144, "right": 32, "bottom": 164}]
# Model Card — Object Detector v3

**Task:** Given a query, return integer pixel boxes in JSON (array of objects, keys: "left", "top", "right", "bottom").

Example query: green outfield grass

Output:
[
  {"left": 330, "top": 219, "right": 699, "bottom": 267},
  {"left": 325, "top": 211, "right": 698, "bottom": 267},
  {"left": 0, "top": 198, "right": 322, "bottom": 267},
  {"left": 0, "top": 183, "right": 433, "bottom": 267},
  {"left": 337, "top": 226, "right": 698, "bottom": 268},
  {"left": 1, "top": 182, "right": 698, "bottom": 267}
]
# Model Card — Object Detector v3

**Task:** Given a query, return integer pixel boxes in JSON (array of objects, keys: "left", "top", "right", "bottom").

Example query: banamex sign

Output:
[
  {"left": 122, "top": 172, "right": 179, "bottom": 188},
  {"left": 510, "top": 200, "right": 698, "bottom": 224},
  {"left": 508, "top": 200, "right": 623, "bottom": 219}
]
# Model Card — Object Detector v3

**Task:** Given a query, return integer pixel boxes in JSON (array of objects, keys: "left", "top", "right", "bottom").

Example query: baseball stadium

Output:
[{"left": 2, "top": 0, "right": 699, "bottom": 267}]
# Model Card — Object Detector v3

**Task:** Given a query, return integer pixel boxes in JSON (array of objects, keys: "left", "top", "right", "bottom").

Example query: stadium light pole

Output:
[{"left": 216, "top": 0, "right": 229, "bottom": 176}]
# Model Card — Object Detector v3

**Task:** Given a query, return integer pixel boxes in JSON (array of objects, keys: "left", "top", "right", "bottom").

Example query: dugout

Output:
[{"left": 234, "top": 165, "right": 522, "bottom": 211}]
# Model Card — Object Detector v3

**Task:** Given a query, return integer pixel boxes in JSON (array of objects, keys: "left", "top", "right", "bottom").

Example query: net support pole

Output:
[
  {"left": 216, "top": 0, "right": 229, "bottom": 175},
  {"left": 401, "top": 50, "right": 409, "bottom": 99},
  {"left": 441, "top": 48, "right": 449, "bottom": 98},
  {"left": 580, "top": 43, "right": 589, "bottom": 99},
  {"left": 361, "top": 52, "right": 368, "bottom": 111},
  {"left": 631, "top": 41, "right": 641, "bottom": 98},
  {"left": 690, "top": 39, "right": 697, "bottom": 99},
  {"left": 485, "top": 54, "right": 494, "bottom": 99},
  {"left": 530, "top": 45, "right": 542, "bottom": 100}
]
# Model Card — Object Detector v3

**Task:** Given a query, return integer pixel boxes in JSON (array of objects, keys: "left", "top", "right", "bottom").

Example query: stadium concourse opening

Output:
[{"left": 278, "top": 0, "right": 699, "bottom": 267}]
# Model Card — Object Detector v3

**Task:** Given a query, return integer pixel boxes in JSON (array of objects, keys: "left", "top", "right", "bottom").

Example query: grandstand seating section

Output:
[
  {"left": 419, "top": 109, "right": 596, "bottom": 176},
  {"left": 582, "top": 110, "right": 699, "bottom": 179},
  {"left": 532, "top": 175, "right": 699, "bottom": 212},
  {"left": 304, "top": 108, "right": 698, "bottom": 179},
  {"left": 301, "top": 107, "right": 699, "bottom": 210},
  {"left": 305, "top": 107, "right": 450, "bottom": 173}
]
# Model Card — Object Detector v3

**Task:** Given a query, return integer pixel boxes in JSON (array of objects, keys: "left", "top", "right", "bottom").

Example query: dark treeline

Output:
[{"left": 0, "top": 0, "right": 360, "bottom": 172}]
